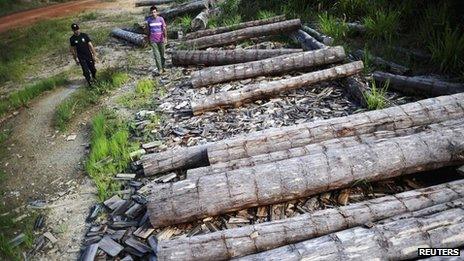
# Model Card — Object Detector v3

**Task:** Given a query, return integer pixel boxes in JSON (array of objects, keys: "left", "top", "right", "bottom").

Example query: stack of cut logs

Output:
[{"left": 99, "top": 3, "right": 464, "bottom": 260}]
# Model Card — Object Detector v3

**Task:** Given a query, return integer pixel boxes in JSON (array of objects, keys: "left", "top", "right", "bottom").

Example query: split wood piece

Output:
[
  {"left": 187, "top": 120, "right": 459, "bottom": 179},
  {"left": 159, "top": 0, "right": 207, "bottom": 20},
  {"left": 81, "top": 243, "right": 99, "bottom": 261},
  {"left": 157, "top": 179, "right": 464, "bottom": 260},
  {"left": 191, "top": 61, "right": 363, "bottom": 115},
  {"left": 184, "top": 15, "right": 286, "bottom": 40},
  {"left": 184, "top": 19, "right": 301, "bottom": 49},
  {"left": 111, "top": 28, "right": 147, "bottom": 47},
  {"left": 140, "top": 144, "right": 209, "bottom": 176},
  {"left": 190, "top": 46, "right": 345, "bottom": 88},
  {"left": 290, "top": 29, "right": 326, "bottom": 51},
  {"left": 301, "top": 25, "right": 333, "bottom": 45},
  {"left": 191, "top": 9, "right": 209, "bottom": 31},
  {"left": 373, "top": 71, "right": 464, "bottom": 97},
  {"left": 353, "top": 49, "right": 410, "bottom": 75},
  {"left": 206, "top": 92, "right": 464, "bottom": 164},
  {"left": 238, "top": 201, "right": 464, "bottom": 261},
  {"left": 172, "top": 48, "right": 303, "bottom": 66},
  {"left": 135, "top": 0, "right": 174, "bottom": 7},
  {"left": 342, "top": 76, "right": 368, "bottom": 107},
  {"left": 141, "top": 93, "right": 464, "bottom": 175},
  {"left": 99, "top": 236, "right": 124, "bottom": 257},
  {"left": 147, "top": 123, "right": 464, "bottom": 228}
]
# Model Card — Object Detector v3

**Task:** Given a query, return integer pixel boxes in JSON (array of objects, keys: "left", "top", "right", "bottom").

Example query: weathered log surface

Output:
[
  {"left": 353, "top": 49, "right": 410, "bottom": 75},
  {"left": 140, "top": 144, "right": 209, "bottom": 176},
  {"left": 207, "top": 92, "right": 464, "bottom": 164},
  {"left": 147, "top": 122, "right": 464, "bottom": 228},
  {"left": 190, "top": 8, "right": 209, "bottom": 31},
  {"left": 290, "top": 29, "right": 326, "bottom": 50},
  {"left": 191, "top": 61, "right": 363, "bottom": 115},
  {"left": 172, "top": 48, "right": 303, "bottom": 66},
  {"left": 301, "top": 25, "right": 333, "bottom": 45},
  {"left": 184, "top": 15, "right": 286, "bottom": 40},
  {"left": 135, "top": 0, "right": 174, "bottom": 7},
  {"left": 157, "top": 179, "right": 464, "bottom": 260},
  {"left": 187, "top": 120, "right": 457, "bottom": 179},
  {"left": 343, "top": 76, "right": 368, "bottom": 107},
  {"left": 159, "top": 1, "right": 207, "bottom": 20},
  {"left": 374, "top": 71, "right": 464, "bottom": 97},
  {"left": 190, "top": 46, "right": 345, "bottom": 88},
  {"left": 141, "top": 93, "right": 464, "bottom": 175},
  {"left": 111, "top": 28, "right": 147, "bottom": 47},
  {"left": 184, "top": 19, "right": 301, "bottom": 49},
  {"left": 238, "top": 202, "right": 464, "bottom": 261}
]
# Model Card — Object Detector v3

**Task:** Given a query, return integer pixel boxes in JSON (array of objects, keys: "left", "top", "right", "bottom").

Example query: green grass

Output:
[
  {"left": 80, "top": 11, "right": 98, "bottom": 21},
  {"left": 54, "top": 68, "right": 129, "bottom": 131},
  {"left": 318, "top": 12, "right": 348, "bottom": 44},
  {"left": 117, "top": 78, "right": 165, "bottom": 109},
  {"left": 363, "top": 9, "right": 400, "bottom": 42},
  {"left": 86, "top": 110, "right": 136, "bottom": 201},
  {"left": 175, "top": 15, "right": 193, "bottom": 31},
  {"left": 256, "top": 10, "right": 276, "bottom": 20},
  {"left": 363, "top": 79, "right": 389, "bottom": 110},
  {"left": 0, "top": 74, "right": 68, "bottom": 118},
  {"left": 428, "top": 27, "right": 464, "bottom": 74}
]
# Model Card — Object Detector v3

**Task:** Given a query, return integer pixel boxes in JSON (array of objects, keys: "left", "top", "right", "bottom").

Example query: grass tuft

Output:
[
  {"left": 363, "top": 79, "right": 389, "bottom": 110},
  {"left": 318, "top": 12, "right": 348, "bottom": 44},
  {"left": 256, "top": 10, "right": 276, "bottom": 20},
  {"left": 427, "top": 27, "right": 464, "bottom": 75},
  {"left": 363, "top": 9, "right": 400, "bottom": 42}
]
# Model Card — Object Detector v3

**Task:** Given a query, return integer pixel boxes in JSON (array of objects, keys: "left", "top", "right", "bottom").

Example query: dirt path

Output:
[{"left": 0, "top": 0, "right": 108, "bottom": 33}]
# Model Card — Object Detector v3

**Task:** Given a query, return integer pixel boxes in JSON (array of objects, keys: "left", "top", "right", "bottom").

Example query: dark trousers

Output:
[{"left": 79, "top": 57, "right": 96, "bottom": 84}]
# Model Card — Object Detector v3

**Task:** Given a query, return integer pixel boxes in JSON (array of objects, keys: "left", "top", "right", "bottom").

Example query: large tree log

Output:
[
  {"left": 238, "top": 202, "right": 464, "bottom": 261},
  {"left": 191, "top": 61, "right": 363, "bottom": 115},
  {"left": 184, "top": 15, "right": 286, "bottom": 40},
  {"left": 172, "top": 48, "right": 303, "bottom": 66},
  {"left": 111, "top": 28, "right": 147, "bottom": 47},
  {"left": 190, "top": 46, "right": 345, "bottom": 88},
  {"left": 135, "top": 0, "right": 174, "bottom": 7},
  {"left": 353, "top": 49, "right": 410, "bottom": 75},
  {"left": 301, "top": 25, "right": 333, "bottom": 45},
  {"left": 373, "top": 71, "right": 464, "bottom": 97},
  {"left": 184, "top": 19, "right": 301, "bottom": 49},
  {"left": 157, "top": 180, "right": 464, "bottom": 260},
  {"left": 190, "top": 8, "right": 209, "bottom": 31},
  {"left": 159, "top": 0, "right": 207, "bottom": 20},
  {"left": 289, "top": 29, "right": 326, "bottom": 51},
  {"left": 186, "top": 120, "right": 456, "bottom": 179},
  {"left": 147, "top": 122, "right": 464, "bottom": 228},
  {"left": 140, "top": 93, "right": 464, "bottom": 176}
]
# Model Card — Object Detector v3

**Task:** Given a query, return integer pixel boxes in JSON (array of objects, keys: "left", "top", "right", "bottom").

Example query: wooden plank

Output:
[{"left": 98, "top": 236, "right": 124, "bottom": 257}]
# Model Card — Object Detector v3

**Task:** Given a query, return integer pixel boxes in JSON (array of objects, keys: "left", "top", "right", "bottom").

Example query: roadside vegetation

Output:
[{"left": 54, "top": 68, "right": 129, "bottom": 131}]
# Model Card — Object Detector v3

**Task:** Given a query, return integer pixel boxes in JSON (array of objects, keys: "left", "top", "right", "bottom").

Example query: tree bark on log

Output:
[
  {"left": 190, "top": 46, "right": 345, "bottom": 88},
  {"left": 184, "top": 15, "right": 286, "bottom": 40},
  {"left": 157, "top": 180, "right": 464, "bottom": 260},
  {"left": 135, "top": 0, "right": 174, "bottom": 7},
  {"left": 191, "top": 61, "right": 363, "bottom": 115},
  {"left": 342, "top": 76, "right": 368, "bottom": 107},
  {"left": 184, "top": 19, "right": 301, "bottom": 49},
  {"left": 111, "top": 28, "right": 147, "bottom": 47},
  {"left": 374, "top": 71, "right": 464, "bottom": 97},
  {"left": 147, "top": 122, "right": 464, "bottom": 228},
  {"left": 172, "top": 48, "right": 303, "bottom": 66},
  {"left": 301, "top": 25, "right": 333, "bottom": 45},
  {"left": 353, "top": 49, "right": 410, "bottom": 75},
  {"left": 186, "top": 120, "right": 456, "bottom": 179},
  {"left": 159, "top": 1, "right": 207, "bottom": 20},
  {"left": 206, "top": 92, "right": 464, "bottom": 165},
  {"left": 141, "top": 93, "right": 464, "bottom": 176},
  {"left": 290, "top": 29, "right": 326, "bottom": 50},
  {"left": 238, "top": 202, "right": 464, "bottom": 261},
  {"left": 140, "top": 144, "right": 209, "bottom": 177},
  {"left": 190, "top": 9, "right": 209, "bottom": 31}
]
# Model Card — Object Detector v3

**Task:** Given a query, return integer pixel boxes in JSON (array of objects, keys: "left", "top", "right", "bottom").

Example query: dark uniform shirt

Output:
[{"left": 70, "top": 33, "right": 93, "bottom": 60}]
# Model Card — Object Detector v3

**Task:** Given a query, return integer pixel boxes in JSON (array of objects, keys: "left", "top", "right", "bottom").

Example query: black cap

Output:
[{"left": 71, "top": 23, "right": 79, "bottom": 31}]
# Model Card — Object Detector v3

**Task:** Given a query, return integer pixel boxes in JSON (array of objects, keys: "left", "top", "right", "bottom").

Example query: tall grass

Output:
[
  {"left": 363, "top": 9, "right": 400, "bottom": 42},
  {"left": 117, "top": 78, "right": 164, "bottom": 109},
  {"left": 0, "top": 74, "right": 68, "bottom": 118},
  {"left": 86, "top": 110, "right": 136, "bottom": 201},
  {"left": 55, "top": 69, "right": 129, "bottom": 131},
  {"left": 363, "top": 79, "right": 389, "bottom": 110},
  {"left": 428, "top": 28, "right": 464, "bottom": 75},
  {"left": 256, "top": 10, "right": 276, "bottom": 20},
  {"left": 318, "top": 12, "right": 348, "bottom": 44}
]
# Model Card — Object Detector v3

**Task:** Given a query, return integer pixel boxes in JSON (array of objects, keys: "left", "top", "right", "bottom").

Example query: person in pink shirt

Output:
[{"left": 145, "top": 5, "right": 167, "bottom": 75}]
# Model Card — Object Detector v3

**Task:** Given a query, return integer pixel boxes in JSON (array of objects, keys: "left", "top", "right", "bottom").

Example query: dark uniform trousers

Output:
[{"left": 79, "top": 57, "right": 97, "bottom": 84}]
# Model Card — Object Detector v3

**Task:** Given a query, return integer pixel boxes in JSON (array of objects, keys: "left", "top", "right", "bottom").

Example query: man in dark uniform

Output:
[{"left": 69, "top": 23, "right": 98, "bottom": 86}]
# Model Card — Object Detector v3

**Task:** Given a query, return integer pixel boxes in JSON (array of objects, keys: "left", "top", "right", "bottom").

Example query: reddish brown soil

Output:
[{"left": 0, "top": 0, "right": 109, "bottom": 33}]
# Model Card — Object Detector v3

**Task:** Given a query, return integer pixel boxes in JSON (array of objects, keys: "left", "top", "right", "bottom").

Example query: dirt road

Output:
[{"left": 0, "top": 0, "right": 108, "bottom": 33}]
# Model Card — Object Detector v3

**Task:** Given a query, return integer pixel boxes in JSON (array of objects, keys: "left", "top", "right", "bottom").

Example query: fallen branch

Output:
[
  {"left": 301, "top": 25, "right": 334, "bottom": 45},
  {"left": 290, "top": 29, "right": 326, "bottom": 50},
  {"left": 353, "top": 49, "right": 410, "bottom": 75}
]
